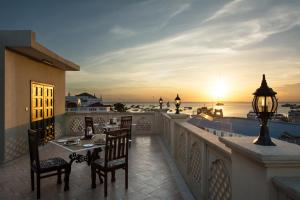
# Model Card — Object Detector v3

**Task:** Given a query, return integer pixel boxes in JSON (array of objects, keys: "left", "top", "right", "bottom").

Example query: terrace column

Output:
[
  {"left": 219, "top": 137, "right": 300, "bottom": 200},
  {"left": 167, "top": 114, "right": 189, "bottom": 156}
]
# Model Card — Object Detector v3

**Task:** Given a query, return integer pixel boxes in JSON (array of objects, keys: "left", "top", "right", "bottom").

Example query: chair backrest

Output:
[
  {"left": 120, "top": 116, "right": 132, "bottom": 130},
  {"left": 104, "top": 129, "right": 129, "bottom": 166},
  {"left": 85, "top": 117, "right": 95, "bottom": 135},
  {"left": 28, "top": 129, "right": 41, "bottom": 169}
]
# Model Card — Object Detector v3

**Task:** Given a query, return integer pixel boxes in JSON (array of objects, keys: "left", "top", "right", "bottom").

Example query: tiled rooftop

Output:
[{"left": 0, "top": 135, "right": 183, "bottom": 200}]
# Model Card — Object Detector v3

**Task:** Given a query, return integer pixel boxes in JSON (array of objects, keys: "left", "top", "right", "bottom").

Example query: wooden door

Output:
[{"left": 31, "top": 82, "right": 55, "bottom": 143}]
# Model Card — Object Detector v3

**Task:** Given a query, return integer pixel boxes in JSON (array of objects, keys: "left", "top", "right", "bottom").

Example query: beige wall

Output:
[{"left": 4, "top": 49, "right": 65, "bottom": 161}]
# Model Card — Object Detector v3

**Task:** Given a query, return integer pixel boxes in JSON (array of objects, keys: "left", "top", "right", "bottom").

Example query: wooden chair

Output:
[
  {"left": 120, "top": 116, "right": 132, "bottom": 146},
  {"left": 91, "top": 128, "right": 130, "bottom": 197},
  {"left": 28, "top": 129, "right": 71, "bottom": 199},
  {"left": 85, "top": 117, "right": 95, "bottom": 138}
]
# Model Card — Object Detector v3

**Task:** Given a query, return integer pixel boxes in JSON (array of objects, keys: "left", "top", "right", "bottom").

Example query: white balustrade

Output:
[
  {"left": 160, "top": 113, "right": 231, "bottom": 200},
  {"left": 60, "top": 111, "right": 300, "bottom": 200}
]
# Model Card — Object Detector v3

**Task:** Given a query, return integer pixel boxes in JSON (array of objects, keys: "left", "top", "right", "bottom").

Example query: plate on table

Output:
[{"left": 83, "top": 144, "right": 94, "bottom": 148}]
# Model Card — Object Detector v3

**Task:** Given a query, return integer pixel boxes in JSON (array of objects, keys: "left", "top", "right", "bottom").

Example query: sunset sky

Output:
[{"left": 1, "top": 0, "right": 300, "bottom": 102}]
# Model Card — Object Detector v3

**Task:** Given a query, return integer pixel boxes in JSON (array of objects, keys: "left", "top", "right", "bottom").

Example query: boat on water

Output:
[
  {"left": 246, "top": 111, "right": 257, "bottom": 119},
  {"left": 282, "top": 103, "right": 297, "bottom": 107},
  {"left": 290, "top": 105, "right": 300, "bottom": 109},
  {"left": 247, "top": 111, "right": 288, "bottom": 122},
  {"left": 288, "top": 109, "right": 300, "bottom": 123},
  {"left": 184, "top": 106, "right": 193, "bottom": 110},
  {"left": 197, "top": 106, "right": 213, "bottom": 115},
  {"left": 216, "top": 102, "right": 224, "bottom": 106},
  {"left": 196, "top": 106, "right": 223, "bottom": 120}
]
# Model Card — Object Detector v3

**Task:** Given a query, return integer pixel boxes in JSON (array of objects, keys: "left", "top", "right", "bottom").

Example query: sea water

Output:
[{"left": 108, "top": 102, "right": 298, "bottom": 118}]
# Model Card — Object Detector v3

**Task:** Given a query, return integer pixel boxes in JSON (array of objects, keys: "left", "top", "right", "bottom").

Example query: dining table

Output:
[
  {"left": 93, "top": 123, "right": 120, "bottom": 132},
  {"left": 50, "top": 136, "right": 105, "bottom": 169}
]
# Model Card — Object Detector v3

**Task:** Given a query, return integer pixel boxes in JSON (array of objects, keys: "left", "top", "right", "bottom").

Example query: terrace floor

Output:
[{"left": 0, "top": 135, "right": 184, "bottom": 200}]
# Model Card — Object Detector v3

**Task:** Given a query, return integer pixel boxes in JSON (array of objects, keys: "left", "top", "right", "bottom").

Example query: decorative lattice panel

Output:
[
  {"left": 55, "top": 123, "right": 63, "bottom": 138},
  {"left": 189, "top": 142, "right": 202, "bottom": 183},
  {"left": 176, "top": 130, "right": 187, "bottom": 164},
  {"left": 136, "top": 116, "right": 152, "bottom": 131},
  {"left": 70, "top": 117, "right": 84, "bottom": 135},
  {"left": 93, "top": 117, "right": 106, "bottom": 134},
  {"left": 208, "top": 159, "right": 231, "bottom": 200},
  {"left": 5, "top": 135, "right": 28, "bottom": 162}
]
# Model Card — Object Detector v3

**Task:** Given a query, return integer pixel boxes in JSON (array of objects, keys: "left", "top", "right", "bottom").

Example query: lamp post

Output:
[
  {"left": 175, "top": 94, "right": 181, "bottom": 114},
  {"left": 252, "top": 74, "right": 278, "bottom": 146},
  {"left": 159, "top": 97, "right": 163, "bottom": 109}
]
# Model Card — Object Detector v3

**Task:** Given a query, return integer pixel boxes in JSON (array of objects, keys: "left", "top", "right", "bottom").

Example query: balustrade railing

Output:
[
  {"left": 160, "top": 113, "right": 232, "bottom": 200},
  {"left": 63, "top": 112, "right": 161, "bottom": 136},
  {"left": 61, "top": 111, "right": 300, "bottom": 200}
]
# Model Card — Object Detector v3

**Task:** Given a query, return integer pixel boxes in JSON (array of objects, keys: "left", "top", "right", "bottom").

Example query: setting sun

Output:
[{"left": 210, "top": 79, "right": 228, "bottom": 100}]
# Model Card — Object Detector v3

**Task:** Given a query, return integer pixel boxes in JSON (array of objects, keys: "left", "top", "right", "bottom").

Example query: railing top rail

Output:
[
  {"left": 162, "top": 112, "right": 172, "bottom": 119},
  {"left": 65, "top": 112, "right": 157, "bottom": 116},
  {"left": 175, "top": 120, "right": 231, "bottom": 157},
  {"left": 272, "top": 177, "right": 300, "bottom": 200}
]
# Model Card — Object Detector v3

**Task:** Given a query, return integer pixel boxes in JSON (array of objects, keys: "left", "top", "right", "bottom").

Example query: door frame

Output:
[{"left": 30, "top": 80, "right": 55, "bottom": 143}]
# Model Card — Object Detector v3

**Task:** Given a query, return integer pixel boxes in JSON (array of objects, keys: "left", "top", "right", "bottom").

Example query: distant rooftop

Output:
[
  {"left": 188, "top": 117, "right": 300, "bottom": 138},
  {"left": 76, "top": 92, "right": 97, "bottom": 99}
]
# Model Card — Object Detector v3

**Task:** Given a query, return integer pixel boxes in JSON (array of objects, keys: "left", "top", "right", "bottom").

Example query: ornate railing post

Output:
[
  {"left": 220, "top": 137, "right": 300, "bottom": 200},
  {"left": 167, "top": 114, "right": 189, "bottom": 156}
]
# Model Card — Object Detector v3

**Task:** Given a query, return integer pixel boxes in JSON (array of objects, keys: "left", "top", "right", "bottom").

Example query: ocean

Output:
[{"left": 105, "top": 102, "right": 298, "bottom": 118}]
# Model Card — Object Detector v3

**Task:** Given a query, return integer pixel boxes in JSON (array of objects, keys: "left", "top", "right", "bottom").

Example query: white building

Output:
[
  {"left": 66, "top": 92, "right": 103, "bottom": 107},
  {"left": 66, "top": 92, "right": 110, "bottom": 112}
]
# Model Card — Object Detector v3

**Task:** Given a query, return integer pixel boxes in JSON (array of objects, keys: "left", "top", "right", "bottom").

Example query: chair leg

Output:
[
  {"left": 37, "top": 173, "right": 41, "bottom": 199},
  {"left": 64, "top": 166, "right": 70, "bottom": 191},
  {"left": 104, "top": 171, "right": 108, "bottom": 197},
  {"left": 30, "top": 170, "right": 34, "bottom": 191},
  {"left": 98, "top": 171, "right": 103, "bottom": 184},
  {"left": 111, "top": 170, "right": 115, "bottom": 182},
  {"left": 129, "top": 132, "right": 132, "bottom": 148},
  {"left": 91, "top": 165, "right": 96, "bottom": 188},
  {"left": 125, "top": 166, "right": 128, "bottom": 189},
  {"left": 57, "top": 169, "right": 62, "bottom": 184}
]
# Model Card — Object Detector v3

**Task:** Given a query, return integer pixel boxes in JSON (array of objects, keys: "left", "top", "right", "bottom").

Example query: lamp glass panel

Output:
[
  {"left": 252, "top": 97, "right": 258, "bottom": 113},
  {"left": 257, "top": 96, "right": 267, "bottom": 112},
  {"left": 266, "top": 96, "right": 273, "bottom": 112}
]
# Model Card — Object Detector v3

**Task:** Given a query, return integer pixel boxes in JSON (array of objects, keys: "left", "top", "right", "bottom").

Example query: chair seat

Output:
[
  {"left": 93, "top": 158, "right": 125, "bottom": 168},
  {"left": 34, "top": 157, "right": 69, "bottom": 172}
]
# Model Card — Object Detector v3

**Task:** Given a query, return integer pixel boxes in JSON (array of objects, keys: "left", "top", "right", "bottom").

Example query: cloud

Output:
[
  {"left": 203, "top": 0, "right": 250, "bottom": 23},
  {"left": 110, "top": 25, "right": 136, "bottom": 38},
  {"left": 68, "top": 0, "right": 300, "bottom": 101},
  {"left": 85, "top": 3, "right": 300, "bottom": 72},
  {"left": 159, "top": 3, "right": 190, "bottom": 28}
]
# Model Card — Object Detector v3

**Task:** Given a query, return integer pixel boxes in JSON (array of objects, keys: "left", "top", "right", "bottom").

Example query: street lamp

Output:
[
  {"left": 252, "top": 74, "right": 278, "bottom": 146},
  {"left": 159, "top": 97, "right": 163, "bottom": 109},
  {"left": 175, "top": 94, "right": 181, "bottom": 114}
]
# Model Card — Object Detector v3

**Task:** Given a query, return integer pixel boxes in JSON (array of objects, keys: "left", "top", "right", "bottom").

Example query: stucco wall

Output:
[{"left": 3, "top": 49, "right": 65, "bottom": 162}]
